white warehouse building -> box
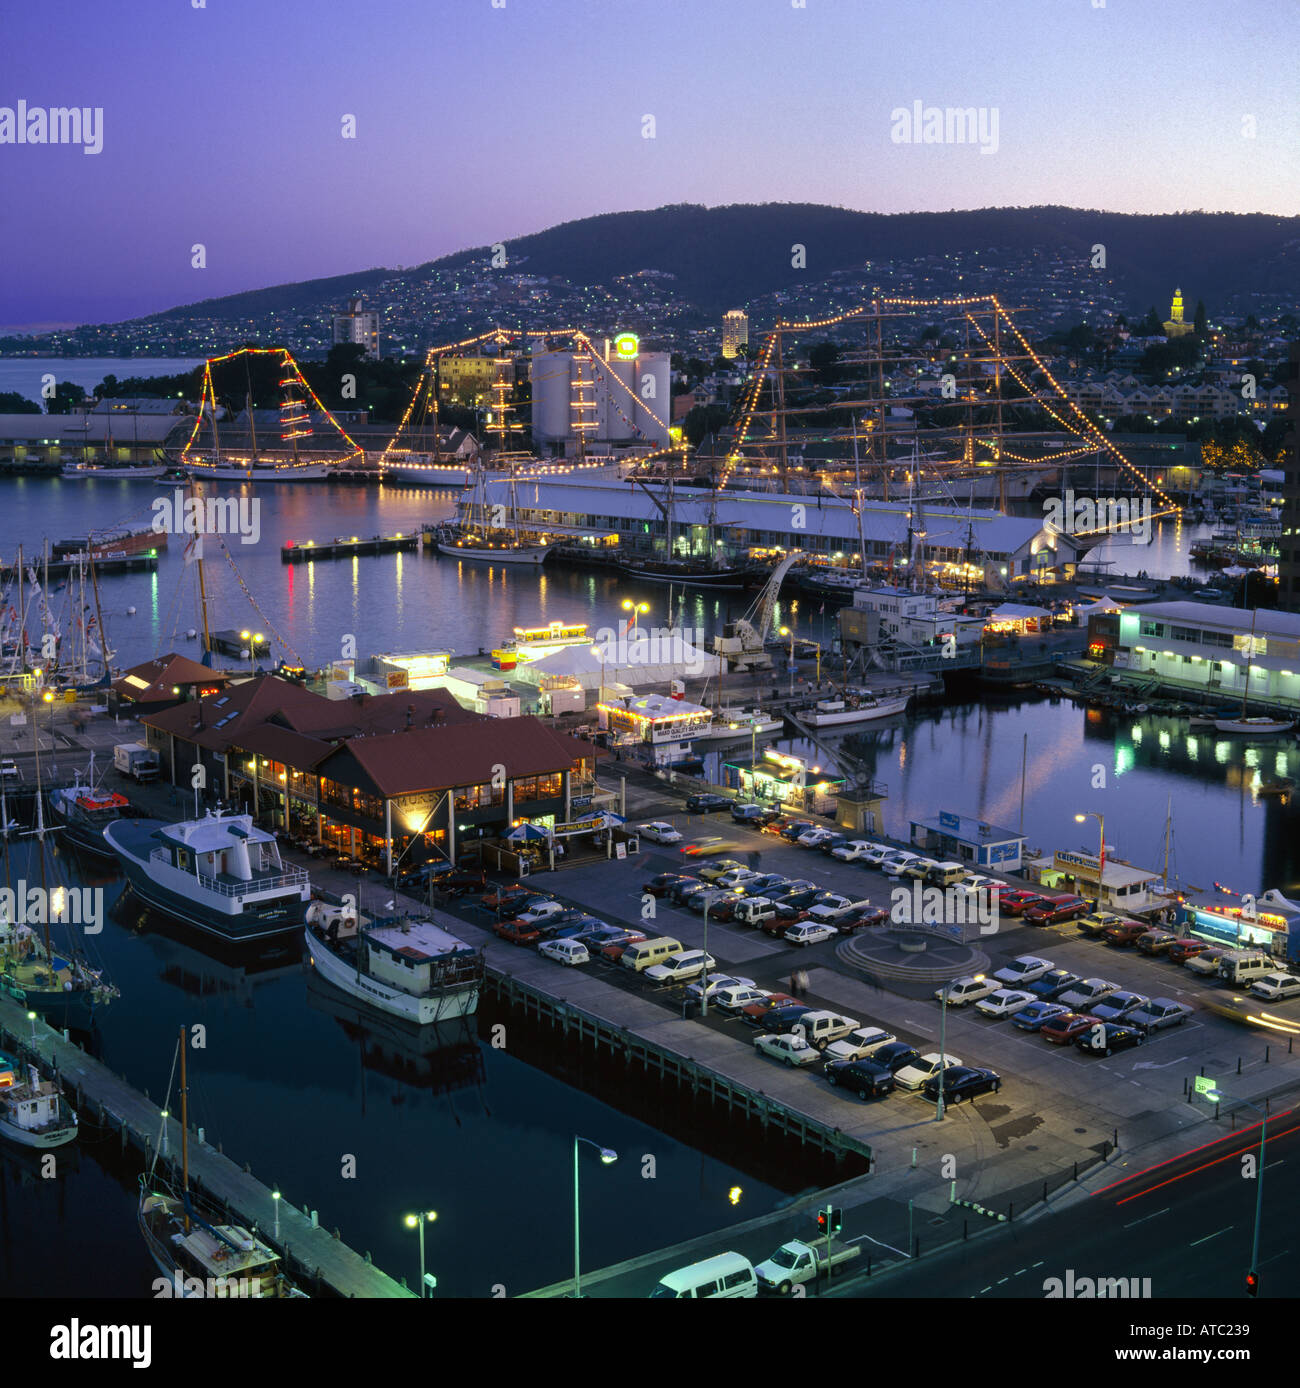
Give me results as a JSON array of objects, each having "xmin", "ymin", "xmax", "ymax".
[{"xmin": 531, "ymin": 346, "xmax": 671, "ymax": 452}]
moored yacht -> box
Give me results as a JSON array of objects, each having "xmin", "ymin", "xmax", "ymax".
[
  {"xmin": 104, "ymin": 810, "xmax": 310, "ymax": 942},
  {"xmin": 0, "ymin": 1053, "xmax": 78, "ymax": 1149},
  {"xmin": 795, "ymin": 689, "xmax": 911, "ymax": 727},
  {"xmin": 305, "ymin": 904, "xmax": 483, "ymax": 1024}
]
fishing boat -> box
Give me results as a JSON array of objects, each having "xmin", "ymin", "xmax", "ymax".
[
  {"xmin": 304, "ymin": 902, "xmax": 483, "ymax": 1024},
  {"xmin": 0, "ymin": 1052, "xmax": 78, "ymax": 1149},
  {"xmin": 52, "ymin": 526, "xmax": 165, "ymax": 560},
  {"xmin": 48, "ymin": 769, "xmax": 129, "ymax": 860},
  {"xmin": 1213, "ymin": 610, "xmax": 1295, "ymax": 735},
  {"xmin": 104, "ymin": 810, "xmax": 310, "ymax": 942},
  {"xmin": 437, "ymin": 468, "xmax": 552, "ymax": 564},
  {"xmin": 691, "ymin": 708, "xmax": 785, "ymax": 743},
  {"xmin": 795, "ymin": 689, "xmax": 911, "ymax": 727},
  {"xmin": 138, "ymin": 1027, "xmax": 305, "ymax": 1297}
]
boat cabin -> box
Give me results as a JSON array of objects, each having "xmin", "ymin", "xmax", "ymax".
[{"xmin": 150, "ymin": 813, "xmax": 303, "ymax": 895}]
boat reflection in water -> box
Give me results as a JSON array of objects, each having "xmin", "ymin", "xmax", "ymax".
[{"xmin": 306, "ymin": 971, "xmax": 485, "ymax": 1098}]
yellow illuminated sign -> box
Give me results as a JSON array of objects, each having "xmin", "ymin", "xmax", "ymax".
[{"xmin": 613, "ymin": 333, "xmax": 639, "ymax": 359}]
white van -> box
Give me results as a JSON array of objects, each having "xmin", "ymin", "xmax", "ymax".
[
  {"xmin": 621, "ymin": 936, "xmax": 683, "ymax": 973},
  {"xmin": 790, "ymin": 1010, "xmax": 859, "ymax": 1049},
  {"xmin": 1217, "ymin": 950, "xmax": 1273, "ymax": 985},
  {"xmin": 649, "ymin": 1251, "xmax": 757, "ymax": 1299}
]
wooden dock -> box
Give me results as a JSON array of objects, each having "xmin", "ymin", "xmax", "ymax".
[
  {"xmin": 281, "ymin": 533, "xmax": 421, "ymax": 563},
  {"xmin": 0, "ymin": 994, "xmax": 412, "ymax": 1298}
]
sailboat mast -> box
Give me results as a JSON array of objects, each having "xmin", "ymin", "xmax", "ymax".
[
  {"xmin": 1241, "ymin": 610, "xmax": 1257, "ymax": 717},
  {"xmin": 179, "ymin": 1025, "xmax": 190, "ymax": 1232},
  {"xmin": 1162, "ymin": 794, "xmax": 1171, "ymax": 892},
  {"xmin": 31, "ymin": 707, "xmax": 54, "ymax": 975},
  {"xmin": 88, "ymin": 551, "xmax": 110, "ymax": 675},
  {"xmin": 15, "ymin": 544, "xmax": 24, "ymax": 674}
]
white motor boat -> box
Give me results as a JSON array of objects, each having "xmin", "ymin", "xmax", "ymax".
[{"xmin": 0, "ymin": 1054, "xmax": 77, "ymax": 1149}]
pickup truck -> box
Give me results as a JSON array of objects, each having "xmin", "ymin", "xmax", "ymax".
[{"xmin": 754, "ymin": 1239, "xmax": 861, "ymax": 1294}]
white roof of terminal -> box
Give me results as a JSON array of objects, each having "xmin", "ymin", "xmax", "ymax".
[
  {"xmin": 487, "ymin": 478, "xmax": 1052, "ymax": 555},
  {"xmin": 1125, "ymin": 602, "xmax": 1300, "ymax": 639}
]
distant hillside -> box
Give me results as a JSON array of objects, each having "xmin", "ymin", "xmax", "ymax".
[{"xmin": 141, "ymin": 203, "xmax": 1300, "ymax": 325}]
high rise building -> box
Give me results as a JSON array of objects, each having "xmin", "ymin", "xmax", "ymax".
[
  {"xmin": 1277, "ymin": 342, "xmax": 1300, "ymax": 610},
  {"xmin": 722, "ymin": 309, "xmax": 749, "ymax": 359},
  {"xmin": 331, "ymin": 297, "xmax": 381, "ymax": 359}
]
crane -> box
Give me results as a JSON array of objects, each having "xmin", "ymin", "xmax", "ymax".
[{"xmin": 712, "ymin": 552, "xmax": 802, "ymax": 670}]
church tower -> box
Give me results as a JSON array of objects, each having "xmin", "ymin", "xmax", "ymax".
[{"xmin": 1164, "ymin": 288, "xmax": 1194, "ymax": 338}]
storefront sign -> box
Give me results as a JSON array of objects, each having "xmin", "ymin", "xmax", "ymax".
[{"xmin": 1054, "ymin": 850, "xmax": 1100, "ymax": 878}]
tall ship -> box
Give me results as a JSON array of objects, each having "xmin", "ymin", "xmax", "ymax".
[
  {"xmin": 104, "ymin": 810, "xmax": 310, "ymax": 942},
  {"xmin": 0, "ymin": 1053, "xmax": 78, "ymax": 1150},
  {"xmin": 794, "ymin": 689, "xmax": 911, "ymax": 728},
  {"xmin": 61, "ymin": 461, "xmax": 166, "ymax": 480},
  {"xmin": 53, "ymin": 526, "xmax": 166, "ymax": 561},
  {"xmin": 305, "ymin": 903, "xmax": 483, "ymax": 1024},
  {"xmin": 438, "ymin": 467, "xmax": 552, "ymax": 564}
]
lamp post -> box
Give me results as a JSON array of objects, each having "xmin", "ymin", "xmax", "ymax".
[
  {"xmin": 936, "ymin": 975, "xmax": 982, "ymax": 1121},
  {"xmin": 26, "ymin": 1009, "xmax": 36, "ymax": 1044},
  {"xmin": 621, "ymin": 599, "xmax": 649, "ymax": 642},
  {"xmin": 403, "ymin": 1209, "xmax": 438, "ymax": 1297},
  {"xmin": 572, "ymin": 1136, "xmax": 618, "ymax": 1297},
  {"xmin": 779, "ymin": 626, "xmax": 796, "ymax": 696},
  {"xmin": 1206, "ymin": 1090, "xmax": 1267, "ymax": 1297},
  {"xmin": 1074, "ymin": 811, "xmax": 1105, "ymax": 907},
  {"xmin": 271, "ymin": 1188, "xmax": 281, "ymax": 1239},
  {"xmin": 701, "ymin": 899, "xmax": 710, "ymax": 1018}
]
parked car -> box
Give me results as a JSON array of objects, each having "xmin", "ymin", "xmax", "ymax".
[
  {"xmin": 975, "ymin": 988, "xmax": 1036, "ymax": 1019},
  {"xmin": 779, "ymin": 820, "xmax": 818, "ymax": 842},
  {"xmin": 420, "ymin": 863, "xmax": 487, "ymax": 896},
  {"xmin": 857, "ymin": 843, "xmax": 895, "ymax": 867},
  {"xmin": 574, "ymin": 924, "xmax": 635, "ymax": 950},
  {"xmin": 817, "ymin": 834, "xmax": 852, "ymax": 856},
  {"xmin": 997, "ymin": 889, "xmax": 1052, "ymax": 918},
  {"xmin": 1136, "ymin": 929, "xmax": 1178, "ymax": 956},
  {"xmin": 895, "ymin": 1052, "xmax": 962, "ymax": 1091},
  {"xmin": 1040, "ymin": 1012, "xmax": 1102, "ymax": 1044},
  {"xmin": 740, "ymin": 993, "xmax": 802, "ymax": 1023},
  {"xmin": 1010, "ymin": 1001, "xmax": 1072, "ymax": 1032},
  {"xmin": 754, "ymin": 1033, "xmax": 820, "ymax": 1067},
  {"xmin": 878, "ymin": 851, "xmax": 923, "ymax": 877},
  {"xmin": 1167, "ymin": 937, "xmax": 1211, "ymax": 964},
  {"xmin": 762, "ymin": 817, "xmax": 799, "ymax": 837},
  {"xmin": 667, "ymin": 876, "xmax": 705, "ymax": 905},
  {"xmin": 685, "ymin": 972, "xmax": 757, "ymax": 1003},
  {"xmin": 921, "ymin": 1066, "xmax": 1001, "ymax": 1104},
  {"xmin": 730, "ymin": 803, "xmax": 768, "ymax": 825},
  {"xmin": 513, "ymin": 899, "xmax": 566, "ymax": 926},
  {"xmin": 803, "ymin": 894, "xmax": 873, "ymax": 924},
  {"xmin": 836, "ymin": 908, "xmax": 890, "ymax": 933},
  {"xmin": 1074, "ymin": 1022, "xmax": 1145, "ymax": 1056},
  {"xmin": 898, "ymin": 856, "xmax": 940, "ymax": 881},
  {"xmin": 685, "ymin": 793, "xmax": 731, "ymax": 813},
  {"xmin": 796, "ymin": 828, "xmax": 837, "ymax": 849},
  {"xmin": 1127, "ymin": 997, "xmax": 1194, "ymax": 1032},
  {"xmin": 643, "ymin": 872, "xmax": 689, "ymax": 897},
  {"xmin": 537, "ymin": 939, "xmax": 589, "ymax": 966},
  {"xmin": 1027, "ymin": 969, "xmax": 1082, "ymax": 1001},
  {"xmin": 785, "ymin": 921, "xmax": 840, "ymax": 947},
  {"xmin": 711, "ymin": 984, "xmax": 773, "ymax": 1013},
  {"xmin": 493, "ymin": 918, "xmax": 545, "ymax": 945},
  {"xmin": 681, "ymin": 838, "xmax": 740, "ymax": 858},
  {"xmin": 1184, "ymin": 947, "xmax": 1228, "ymax": 977},
  {"xmin": 598, "ymin": 929, "xmax": 648, "ymax": 962},
  {"xmin": 1091, "ymin": 990, "xmax": 1149, "ymax": 1022},
  {"xmin": 934, "ymin": 976, "xmax": 999, "ymax": 1007},
  {"xmin": 1057, "ymin": 978, "xmax": 1120, "ymax": 1010},
  {"xmin": 1075, "ymin": 910, "xmax": 1129, "ymax": 939},
  {"xmin": 745, "ymin": 873, "xmax": 791, "ymax": 897},
  {"xmin": 696, "ymin": 858, "xmax": 745, "ymax": 881},
  {"xmin": 481, "ymin": 883, "xmax": 549, "ymax": 911},
  {"xmin": 713, "ymin": 867, "xmax": 765, "ymax": 892},
  {"xmin": 831, "ymin": 840, "xmax": 880, "ymax": 863},
  {"xmin": 754, "ymin": 1004, "xmax": 813, "ymax": 1034},
  {"xmin": 0, "ymin": 758, "xmax": 18, "ymax": 781},
  {"xmin": 823, "ymin": 1058, "xmax": 896, "ymax": 1099},
  {"xmin": 955, "ymin": 873, "xmax": 1000, "ymax": 895},
  {"xmin": 683, "ymin": 887, "xmax": 743, "ymax": 919},
  {"xmin": 992, "ymin": 955, "xmax": 1054, "ymax": 987},
  {"xmin": 644, "ymin": 950, "xmax": 716, "ymax": 985},
  {"xmin": 1022, "ymin": 894, "xmax": 1089, "ymax": 926},
  {"xmin": 1250, "ymin": 972, "xmax": 1300, "ymax": 1001},
  {"xmin": 638, "ymin": 821, "xmax": 683, "ymax": 844},
  {"xmin": 1102, "ymin": 920, "xmax": 1149, "ymax": 947},
  {"xmin": 822, "ymin": 1026, "xmax": 897, "ymax": 1063},
  {"xmin": 769, "ymin": 888, "xmax": 821, "ymax": 919},
  {"xmin": 540, "ymin": 914, "xmax": 605, "ymax": 941},
  {"xmin": 869, "ymin": 1041, "xmax": 923, "ymax": 1075}
]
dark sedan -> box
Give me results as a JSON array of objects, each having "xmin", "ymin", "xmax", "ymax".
[
  {"xmin": 779, "ymin": 821, "xmax": 818, "ymax": 842},
  {"xmin": 1073, "ymin": 1022, "xmax": 1145, "ymax": 1056},
  {"xmin": 922, "ymin": 1066, "xmax": 1002, "ymax": 1103},
  {"xmin": 754, "ymin": 1004, "xmax": 812, "ymax": 1034},
  {"xmin": 666, "ymin": 876, "xmax": 705, "ymax": 905},
  {"xmin": 1091, "ymin": 990, "xmax": 1148, "ymax": 1022},
  {"xmin": 1010, "ymin": 1001, "xmax": 1071, "ymax": 1032},
  {"xmin": 642, "ymin": 873, "xmax": 689, "ymax": 898},
  {"xmin": 868, "ymin": 1041, "xmax": 923, "ymax": 1074},
  {"xmin": 823, "ymin": 1058, "xmax": 895, "ymax": 1099},
  {"xmin": 1027, "ymin": 969, "xmax": 1082, "ymax": 1001}
]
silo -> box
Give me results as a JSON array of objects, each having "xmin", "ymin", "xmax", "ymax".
[{"xmin": 529, "ymin": 350, "xmax": 575, "ymax": 445}]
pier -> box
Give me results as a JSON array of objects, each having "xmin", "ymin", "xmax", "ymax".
[
  {"xmin": 281, "ymin": 533, "xmax": 421, "ymax": 563},
  {"xmin": 0, "ymin": 994, "xmax": 412, "ymax": 1298}
]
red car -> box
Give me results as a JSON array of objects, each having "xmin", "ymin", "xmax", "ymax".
[
  {"xmin": 598, "ymin": 930, "xmax": 647, "ymax": 962},
  {"xmin": 837, "ymin": 908, "xmax": 890, "ymax": 934},
  {"xmin": 998, "ymin": 890, "xmax": 1052, "ymax": 918},
  {"xmin": 1102, "ymin": 920, "xmax": 1148, "ymax": 947},
  {"xmin": 762, "ymin": 818, "xmax": 798, "ymax": 837},
  {"xmin": 760, "ymin": 915, "xmax": 795, "ymax": 937},
  {"xmin": 740, "ymin": 992, "xmax": 802, "ymax": 1023},
  {"xmin": 1167, "ymin": 938, "xmax": 1209, "ymax": 964},
  {"xmin": 1040, "ymin": 1011, "xmax": 1102, "ymax": 1044},
  {"xmin": 1022, "ymin": 894, "xmax": 1089, "ymax": 926},
  {"xmin": 493, "ymin": 918, "xmax": 544, "ymax": 945},
  {"xmin": 482, "ymin": 883, "xmax": 551, "ymax": 911}
]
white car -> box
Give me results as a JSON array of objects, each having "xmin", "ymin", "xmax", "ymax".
[
  {"xmin": 895, "ymin": 1052, "xmax": 962, "ymax": 1091},
  {"xmin": 956, "ymin": 874, "xmax": 999, "ymax": 895},
  {"xmin": 822, "ymin": 1026, "xmax": 897, "ymax": 1063},
  {"xmin": 1058, "ymin": 977, "xmax": 1120, "ymax": 1010},
  {"xmin": 975, "ymin": 988, "xmax": 1036, "ymax": 1019},
  {"xmin": 993, "ymin": 955, "xmax": 1054, "ymax": 987},
  {"xmin": 644, "ymin": 950, "xmax": 716, "ymax": 985},
  {"xmin": 754, "ymin": 1033, "xmax": 820, "ymax": 1067},
  {"xmin": 712, "ymin": 984, "xmax": 772, "ymax": 1012},
  {"xmin": 804, "ymin": 895, "xmax": 873, "ymax": 924},
  {"xmin": 514, "ymin": 900, "xmax": 566, "ymax": 925},
  {"xmin": 796, "ymin": 828, "xmax": 836, "ymax": 848},
  {"xmin": 898, "ymin": 856, "xmax": 939, "ymax": 880},
  {"xmin": 537, "ymin": 938, "xmax": 589, "ymax": 966},
  {"xmin": 880, "ymin": 852, "xmax": 922, "ymax": 877},
  {"xmin": 934, "ymin": 976, "xmax": 999, "ymax": 1007},
  {"xmin": 685, "ymin": 972, "xmax": 757, "ymax": 1002},
  {"xmin": 0, "ymin": 759, "xmax": 17, "ymax": 780},
  {"xmin": 638, "ymin": 821, "xmax": 683, "ymax": 844},
  {"xmin": 858, "ymin": 843, "xmax": 894, "ymax": 867},
  {"xmin": 1250, "ymin": 971, "xmax": 1300, "ymax": 1001},
  {"xmin": 785, "ymin": 921, "xmax": 839, "ymax": 947},
  {"xmin": 714, "ymin": 867, "xmax": 765, "ymax": 891},
  {"xmin": 831, "ymin": 840, "xmax": 877, "ymax": 862}
]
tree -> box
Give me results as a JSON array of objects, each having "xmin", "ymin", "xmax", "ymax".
[
  {"xmin": 1193, "ymin": 299, "xmax": 1208, "ymax": 338},
  {"xmin": 682, "ymin": 402, "xmax": 730, "ymax": 447},
  {"xmin": 44, "ymin": 381, "xmax": 86, "ymax": 414},
  {"xmin": 0, "ymin": 391, "xmax": 41, "ymax": 414},
  {"xmin": 1136, "ymin": 306, "xmax": 1164, "ymax": 337},
  {"xmin": 808, "ymin": 341, "xmax": 841, "ymax": 386}
]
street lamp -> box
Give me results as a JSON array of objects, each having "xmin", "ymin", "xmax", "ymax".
[
  {"xmin": 573, "ymin": 1136, "xmax": 618, "ymax": 1298},
  {"xmin": 1205, "ymin": 1090, "xmax": 1267, "ymax": 1297},
  {"xmin": 1074, "ymin": 811, "xmax": 1106, "ymax": 906},
  {"xmin": 26, "ymin": 1009, "xmax": 36, "ymax": 1044},
  {"xmin": 621, "ymin": 599, "xmax": 650, "ymax": 642},
  {"xmin": 936, "ymin": 976, "xmax": 983, "ymax": 1121},
  {"xmin": 403, "ymin": 1210, "xmax": 438, "ymax": 1297},
  {"xmin": 271, "ymin": 1188, "xmax": 281, "ymax": 1239},
  {"xmin": 779, "ymin": 626, "xmax": 796, "ymax": 696}
]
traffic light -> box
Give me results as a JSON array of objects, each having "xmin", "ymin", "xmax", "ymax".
[
  {"xmin": 1246, "ymin": 1270, "xmax": 1259, "ymax": 1298},
  {"xmin": 816, "ymin": 1210, "xmax": 828, "ymax": 1233},
  {"xmin": 829, "ymin": 1207, "xmax": 843, "ymax": 1235}
]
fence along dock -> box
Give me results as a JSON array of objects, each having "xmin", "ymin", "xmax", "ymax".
[{"xmin": 0, "ymin": 993, "xmax": 413, "ymax": 1298}]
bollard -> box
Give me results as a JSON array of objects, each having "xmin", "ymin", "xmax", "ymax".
[
  {"xmin": 1183, "ymin": 1076, "xmax": 1188, "ymax": 1095},
  {"xmin": 198, "ymin": 1126, "xmax": 204, "ymax": 1145},
  {"xmin": 1073, "ymin": 1161, "xmax": 1078, "ymax": 1181},
  {"xmin": 1008, "ymin": 1202, "xmax": 1014, "ymax": 1221},
  {"xmin": 311, "ymin": 1210, "xmax": 318, "ymax": 1229},
  {"xmin": 1265, "ymin": 1046, "xmax": 1271, "ymax": 1064},
  {"xmin": 1113, "ymin": 1127, "xmax": 1118, "ymax": 1150},
  {"xmin": 911, "ymin": 1147, "xmax": 917, "ymax": 1169},
  {"xmin": 913, "ymin": 1236, "xmax": 920, "ymax": 1259},
  {"xmin": 1043, "ymin": 1181, "xmax": 1048, "ymax": 1202},
  {"xmin": 1214, "ymin": 1101, "xmax": 1220, "ymax": 1121},
  {"xmin": 963, "ymin": 1220, "xmax": 968, "ymax": 1241},
  {"xmin": 1237, "ymin": 1057, "xmax": 1241, "ymax": 1075}
]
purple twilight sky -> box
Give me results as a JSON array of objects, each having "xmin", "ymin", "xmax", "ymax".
[{"xmin": 1, "ymin": 0, "xmax": 1295, "ymax": 328}]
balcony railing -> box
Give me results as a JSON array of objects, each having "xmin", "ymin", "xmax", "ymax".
[{"xmin": 149, "ymin": 848, "xmax": 307, "ymax": 897}]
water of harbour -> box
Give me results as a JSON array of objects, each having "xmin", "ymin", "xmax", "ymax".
[{"xmin": 0, "ymin": 358, "xmax": 206, "ymax": 405}]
